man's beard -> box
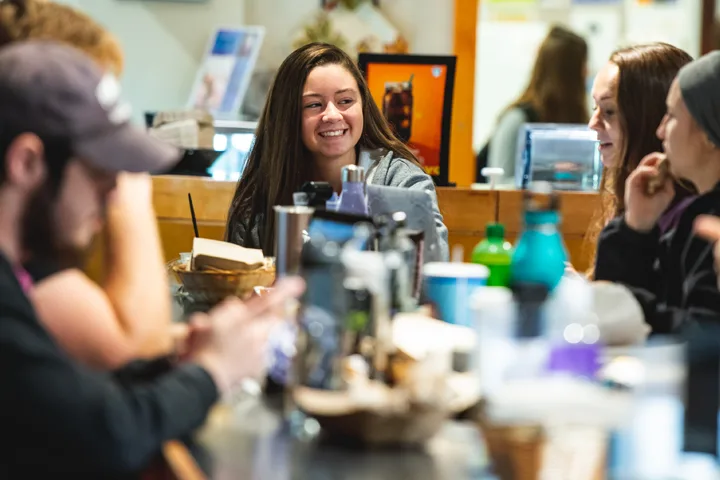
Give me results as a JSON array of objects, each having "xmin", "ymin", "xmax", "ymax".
[{"xmin": 21, "ymin": 181, "xmax": 88, "ymax": 272}]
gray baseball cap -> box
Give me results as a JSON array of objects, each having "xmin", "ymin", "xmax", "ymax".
[{"xmin": 0, "ymin": 40, "xmax": 180, "ymax": 173}]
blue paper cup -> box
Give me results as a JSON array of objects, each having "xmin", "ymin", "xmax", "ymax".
[{"xmin": 423, "ymin": 262, "xmax": 489, "ymax": 327}]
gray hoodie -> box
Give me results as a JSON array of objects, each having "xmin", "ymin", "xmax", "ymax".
[{"xmin": 228, "ymin": 149, "xmax": 449, "ymax": 260}]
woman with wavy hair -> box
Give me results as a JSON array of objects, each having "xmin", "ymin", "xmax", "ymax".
[
  {"xmin": 582, "ymin": 43, "xmax": 695, "ymax": 277},
  {"xmin": 225, "ymin": 42, "xmax": 449, "ymax": 259}
]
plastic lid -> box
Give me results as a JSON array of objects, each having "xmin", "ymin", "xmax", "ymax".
[
  {"xmin": 486, "ymin": 223, "xmax": 505, "ymax": 239},
  {"xmin": 423, "ymin": 262, "xmax": 489, "ymax": 279},
  {"xmin": 481, "ymin": 167, "xmax": 505, "ymax": 190},
  {"xmin": 392, "ymin": 211, "xmax": 408, "ymax": 227},
  {"xmin": 481, "ymin": 167, "xmax": 505, "ymax": 179}
]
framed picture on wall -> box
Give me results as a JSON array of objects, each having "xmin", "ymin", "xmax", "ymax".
[
  {"xmin": 358, "ymin": 53, "xmax": 457, "ymax": 187},
  {"xmin": 187, "ymin": 26, "xmax": 265, "ymax": 118}
]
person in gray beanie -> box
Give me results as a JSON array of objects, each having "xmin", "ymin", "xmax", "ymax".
[
  {"xmin": 677, "ymin": 50, "xmax": 720, "ymax": 151},
  {"xmin": 594, "ymin": 48, "xmax": 720, "ymax": 332}
]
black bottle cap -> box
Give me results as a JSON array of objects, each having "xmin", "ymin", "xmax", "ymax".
[
  {"xmin": 511, "ymin": 282, "xmax": 549, "ymax": 338},
  {"xmin": 511, "ymin": 282, "xmax": 549, "ymax": 304},
  {"xmin": 299, "ymin": 181, "xmax": 334, "ymax": 207}
]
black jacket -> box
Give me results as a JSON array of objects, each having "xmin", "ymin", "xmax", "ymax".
[
  {"xmin": 595, "ymin": 183, "xmax": 720, "ymax": 455},
  {"xmin": 595, "ymin": 184, "xmax": 720, "ymax": 333},
  {"xmin": 0, "ymin": 254, "xmax": 218, "ymax": 478}
]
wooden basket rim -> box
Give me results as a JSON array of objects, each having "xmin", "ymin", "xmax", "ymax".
[{"xmin": 172, "ymin": 263, "xmax": 275, "ymax": 277}]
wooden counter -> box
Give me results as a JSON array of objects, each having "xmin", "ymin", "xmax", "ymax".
[{"xmin": 84, "ymin": 176, "xmax": 601, "ymax": 282}]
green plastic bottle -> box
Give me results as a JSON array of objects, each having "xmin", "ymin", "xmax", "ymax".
[{"xmin": 471, "ymin": 223, "xmax": 513, "ymax": 287}]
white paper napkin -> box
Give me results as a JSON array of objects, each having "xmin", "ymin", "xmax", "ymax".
[{"xmin": 591, "ymin": 281, "xmax": 650, "ymax": 346}]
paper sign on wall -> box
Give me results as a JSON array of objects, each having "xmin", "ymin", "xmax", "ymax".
[{"xmin": 473, "ymin": 21, "xmax": 550, "ymax": 150}]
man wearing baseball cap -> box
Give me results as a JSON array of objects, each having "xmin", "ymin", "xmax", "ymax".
[{"xmin": 0, "ymin": 41, "xmax": 303, "ymax": 477}]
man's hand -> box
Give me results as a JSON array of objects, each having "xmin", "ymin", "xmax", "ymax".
[
  {"xmin": 186, "ymin": 277, "xmax": 305, "ymax": 393},
  {"xmin": 108, "ymin": 172, "xmax": 153, "ymax": 211},
  {"xmin": 624, "ymin": 153, "xmax": 675, "ymax": 232}
]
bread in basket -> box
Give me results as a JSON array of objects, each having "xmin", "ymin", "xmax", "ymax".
[{"xmin": 171, "ymin": 238, "xmax": 276, "ymax": 306}]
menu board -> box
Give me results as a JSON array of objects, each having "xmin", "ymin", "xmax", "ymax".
[{"xmin": 359, "ymin": 54, "xmax": 456, "ymax": 186}]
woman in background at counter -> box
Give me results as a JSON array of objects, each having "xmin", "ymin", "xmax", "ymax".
[
  {"xmin": 225, "ymin": 42, "xmax": 448, "ymax": 259},
  {"xmin": 0, "ymin": 0, "xmax": 174, "ymax": 369},
  {"xmin": 594, "ymin": 51, "xmax": 720, "ymax": 333},
  {"xmin": 475, "ymin": 25, "xmax": 588, "ymax": 184},
  {"xmin": 582, "ymin": 43, "xmax": 694, "ymax": 277}
]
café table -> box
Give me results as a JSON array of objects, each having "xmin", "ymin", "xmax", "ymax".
[{"xmin": 190, "ymin": 395, "xmax": 492, "ymax": 480}]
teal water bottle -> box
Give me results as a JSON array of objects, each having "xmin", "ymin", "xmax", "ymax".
[{"xmin": 510, "ymin": 182, "xmax": 567, "ymax": 292}]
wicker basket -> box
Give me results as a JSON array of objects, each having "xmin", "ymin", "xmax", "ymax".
[
  {"xmin": 476, "ymin": 412, "xmax": 607, "ymax": 480},
  {"xmin": 477, "ymin": 417, "xmax": 544, "ymax": 480},
  {"xmin": 172, "ymin": 258, "xmax": 276, "ymax": 306},
  {"xmin": 312, "ymin": 405, "xmax": 449, "ymax": 447},
  {"xmin": 292, "ymin": 373, "xmax": 480, "ymax": 447}
]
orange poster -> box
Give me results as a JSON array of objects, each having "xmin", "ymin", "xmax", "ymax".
[{"xmin": 359, "ymin": 54, "xmax": 456, "ymax": 185}]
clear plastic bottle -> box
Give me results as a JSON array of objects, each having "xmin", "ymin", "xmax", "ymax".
[{"xmin": 380, "ymin": 212, "xmax": 417, "ymax": 314}]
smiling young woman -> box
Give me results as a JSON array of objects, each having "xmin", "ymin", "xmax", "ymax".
[
  {"xmin": 582, "ymin": 43, "xmax": 695, "ymax": 276},
  {"xmin": 225, "ymin": 42, "xmax": 449, "ymax": 260},
  {"xmin": 300, "ymin": 64, "xmax": 365, "ymax": 192}
]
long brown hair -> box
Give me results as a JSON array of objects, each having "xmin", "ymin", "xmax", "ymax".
[
  {"xmin": 583, "ymin": 43, "xmax": 693, "ymax": 273},
  {"xmin": 509, "ymin": 25, "xmax": 588, "ymax": 123},
  {"xmin": 225, "ymin": 42, "xmax": 419, "ymax": 254}
]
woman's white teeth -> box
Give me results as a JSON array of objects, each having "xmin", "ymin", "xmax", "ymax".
[{"xmin": 320, "ymin": 130, "xmax": 344, "ymax": 137}]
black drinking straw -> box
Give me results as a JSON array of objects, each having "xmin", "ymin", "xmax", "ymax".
[{"xmin": 188, "ymin": 193, "xmax": 199, "ymax": 238}]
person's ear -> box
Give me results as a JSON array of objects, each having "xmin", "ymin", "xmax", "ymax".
[
  {"xmin": 5, "ymin": 133, "xmax": 46, "ymax": 190},
  {"xmin": 700, "ymin": 132, "xmax": 719, "ymax": 153}
]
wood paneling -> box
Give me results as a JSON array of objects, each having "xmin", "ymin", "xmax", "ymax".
[
  {"xmin": 151, "ymin": 175, "xmax": 232, "ymax": 264},
  {"xmin": 157, "ymin": 221, "xmax": 226, "ymax": 262},
  {"xmin": 701, "ymin": 0, "xmax": 716, "ymax": 54},
  {"xmin": 496, "ymin": 190, "xmax": 601, "ymax": 235},
  {"xmin": 84, "ymin": 176, "xmax": 233, "ymax": 284},
  {"xmin": 154, "ymin": 175, "xmax": 235, "ymax": 222},
  {"xmin": 84, "ymin": 176, "xmax": 600, "ymax": 282},
  {"xmin": 437, "ymin": 188, "xmax": 496, "ymax": 233},
  {"xmin": 450, "ymin": 0, "xmax": 479, "ymax": 187},
  {"xmin": 496, "ymin": 191, "xmax": 600, "ymax": 272}
]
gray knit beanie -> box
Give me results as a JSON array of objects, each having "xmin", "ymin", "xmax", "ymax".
[{"xmin": 678, "ymin": 50, "xmax": 720, "ymax": 148}]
